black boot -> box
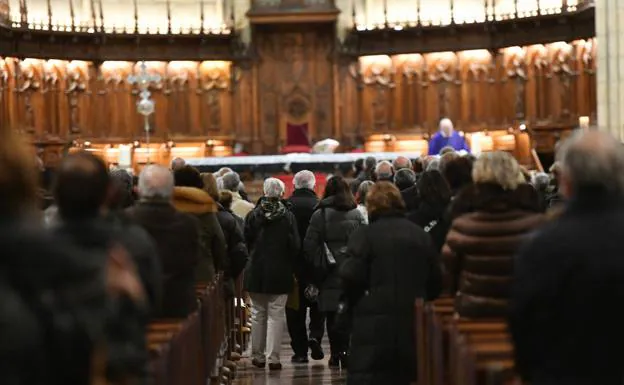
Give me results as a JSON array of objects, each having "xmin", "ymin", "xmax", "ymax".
[
  {"xmin": 339, "ymin": 351, "xmax": 349, "ymax": 369},
  {"xmin": 328, "ymin": 354, "xmax": 340, "ymax": 369}
]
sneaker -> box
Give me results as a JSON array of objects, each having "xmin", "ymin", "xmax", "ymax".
[
  {"xmin": 308, "ymin": 339, "xmax": 325, "ymax": 361},
  {"xmin": 268, "ymin": 363, "xmax": 283, "ymax": 371},
  {"xmin": 251, "ymin": 359, "xmax": 266, "ymax": 369},
  {"xmin": 291, "ymin": 355, "xmax": 309, "ymax": 364}
]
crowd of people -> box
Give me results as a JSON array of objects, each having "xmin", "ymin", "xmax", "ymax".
[{"xmin": 3, "ymin": 126, "xmax": 624, "ymax": 385}]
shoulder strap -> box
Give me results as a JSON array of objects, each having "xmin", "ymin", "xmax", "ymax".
[{"xmin": 320, "ymin": 208, "xmax": 327, "ymax": 242}]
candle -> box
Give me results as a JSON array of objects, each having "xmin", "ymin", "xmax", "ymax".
[{"xmin": 579, "ymin": 116, "xmax": 589, "ymax": 130}]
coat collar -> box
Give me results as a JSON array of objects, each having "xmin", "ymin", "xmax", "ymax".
[
  {"xmin": 369, "ymin": 209, "xmax": 406, "ymax": 223},
  {"xmin": 292, "ymin": 188, "xmax": 317, "ymax": 199},
  {"xmin": 172, "ymin": 186, "xmax": 217, "ymax": 215}
]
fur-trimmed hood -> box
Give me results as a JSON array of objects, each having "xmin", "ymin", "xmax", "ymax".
[{"xmin": 172, "ymin": 187, "xmax": 218, "ymax": 215}]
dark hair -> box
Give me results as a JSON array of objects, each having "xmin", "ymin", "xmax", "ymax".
[
  {"xmin": 412, "ymin": 158, "xmax": 424, "ymax": 174},
  {"xmin": 323, "ymin": 176, "xmax": 356, "ymax": 209},
  {"xmin": 219, "ymin": 190, "xmax": 234, "ymax": 210},
  {"xmin": 367, "ymin": 181, "xmax": 406, "ymax": 216},
  {"xmin": 442, "ymin": 156, "xmax": 473, "ymax": 193},
  {"xmin": 54, "ymin": 151, "xmax": 110, "ymax": 220},
  {"xmin": 354, "ymin": 158, "xmax": 364, "ymax": 175},
  {"xmin": 364, "ymin": 156, "xmax": 377, "ymax": 172},
  {"xmin": 174, "ymin": 165, "xmax": 203, "ymax": 189},
  {"xmin": 394, "ymin": 168, "xmax": 416, "ymax": 191},
  {"xmin": 109, "ymin": 169, "xmax": 134, "ymax": 210},
  {"xmin": 418, "ymin": 170, "xmax": 452, "ymax": 208}
]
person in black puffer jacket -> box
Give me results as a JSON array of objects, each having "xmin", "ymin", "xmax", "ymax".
[
  {"xmin": 304, "ymin": 175, "xmax": 365, "ymax": 369},
  {"xmin": 340, "ymin": 182, "xmax": 443, "ymax": 385},
  {"xmin": 407, "ymin": 170, "xmax": 452, "ymax": 252},
  {"xmin": 244, "ymin": 178, "xmax": 300, "ymax": 370}
]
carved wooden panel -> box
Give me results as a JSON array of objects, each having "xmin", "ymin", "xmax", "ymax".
[
  {"xmin": 254, "ymin": 24, "xmax": 335, "ymax": 151},
  {"xmin": 352, "ymin": 39, "xmax": 597, "ymax": 147},
  {"xmin": 0, "ymin": 57, "xmax": 234, "ymax": 143}
]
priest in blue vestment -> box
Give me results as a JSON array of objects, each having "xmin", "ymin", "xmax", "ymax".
[{"xmin": 428, "ymin": 118, "xmax": 470, "ymax": 155}]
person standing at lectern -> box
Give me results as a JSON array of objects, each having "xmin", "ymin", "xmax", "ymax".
[{"xmin": 428, "ymin": 118, "xmax": 470, "ymax": 155}]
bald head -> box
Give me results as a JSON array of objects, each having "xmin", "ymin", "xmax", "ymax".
[
  {"xmin": 439, "ymin": 118, "xmax": 454, "ymax": 136},
  {"xmin": 139, "ymin": 165, "xmax": 174, "ymax": 201},
  {"xmin": 171, "ymin": 157, "xmax": 186, "ymax": 171},
  {"xmin": 392, "ymin": 156, "xmax": 412, "ymax": 171},
  {"xmin": 558, "ymin": 130, "xmax": 624, "ymax": 198}
]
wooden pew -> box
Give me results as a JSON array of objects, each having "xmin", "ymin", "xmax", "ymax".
[
  {"xmin": 420, "ymin": 297, "xmax": 518, "ymax": 385},
  {"xmin": 147, "ymin": 275, "xmax": 234, "ymax": 385}
]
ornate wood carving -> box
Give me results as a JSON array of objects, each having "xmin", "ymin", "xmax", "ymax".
[{"xmin": 254, "ymin": 25, "xmax": 335, "ymax": 151}]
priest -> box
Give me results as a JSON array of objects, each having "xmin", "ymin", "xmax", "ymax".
[{"xmin": 428, "ymin": 118, "xmax": 470, "ymax": 155}]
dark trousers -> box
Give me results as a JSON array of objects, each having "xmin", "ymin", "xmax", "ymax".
[
  {"xmin": 286, "ymin": 294, "xmax": 325, "ymax": 356},
  {"xmin": 325, "ymin": 311, "xmax": 349, "ymax": 356}
]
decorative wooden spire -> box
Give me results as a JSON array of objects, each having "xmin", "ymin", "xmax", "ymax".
[
  {"xmin": 90, "ymin": 0, "xmax": 97, "ymax": 30},
  {"xmin": 47, "ymin": 0, "xmax": 52, "ymax": 29},
  {"xmin": 166, "ymin": 0, "xmax": 172, "ymax": 33},
  {"xmin": 98, "ymin": 0, "xmax": 104, "ymax": 32},
  {"xmin": 351, "ymin": 0, "xmax": 356, "ymax": 28},
  {"xmin": 68, "ymin": 0, "xmax": 75, "ymax": 30},
  {"xmin": 133, "ymin": 0, "xmax": 138, "ymax": 33},
  {"xmin": 383, "ymin": 0, "xmax": 388, "ymax": 27},
  {"xmin": 200, "ymin": 0, "xmax": 205, "ymax": 33}
]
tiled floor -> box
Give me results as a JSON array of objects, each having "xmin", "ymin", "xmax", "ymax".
[{"xmin": 233, "ymin": 342, "xmax": 347, "ymax": 385}]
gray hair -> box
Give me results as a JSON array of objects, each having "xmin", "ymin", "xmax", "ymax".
[
  {"xmin": 171, "ymin": 157, "xmax": 186, "ymax": 171},
  {"xmin": 392, "ymin": 156, "xmax": 412, "ymax": 171},
  {"xmin": 294, "ymin": 170, "xmax": 316, "ymax": 190},
  {"xmin": 217, "ymin": 167, "xmax": 233, "ymax": 177},
  {"xmin": 558, "ymin": 130, "xmax": 624, "ymax": 196},
  {"xmin": 216, "ymin": 177, "xmax": 224, "ymax": 190},
  {"xmin": 264, "ymin": 177, "xmax": 285, "ymax": 198},
  {"xmin": 375, "ymin": 160, "xmax": 394, "ymax": 179},
  {"xmin": 426, "ymin": 158, "xmax": 441, "ymax": 172},
  {"xmin": 532, "ymin": 172, "xmax": 550, "ymax": 191},
  {"xmin": 139, "ymin": 165, "xmax": 174, "ymax": 200},
  {"xmin": 222, "ymin": 171, "xmax": 241, "ymax": 192}
]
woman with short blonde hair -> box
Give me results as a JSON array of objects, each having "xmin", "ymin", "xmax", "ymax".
[
  {"xmin": 471, "ymin": 151, "xmax": 521, "ymax": 191},
  {"xmin": 443, "ymin": 151, "xmax": 544, "ymax": 318}
]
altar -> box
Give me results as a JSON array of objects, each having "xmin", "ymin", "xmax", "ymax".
[{"xmin": 186, "ymin": 151, "xmax": 423, "ymax": 174}]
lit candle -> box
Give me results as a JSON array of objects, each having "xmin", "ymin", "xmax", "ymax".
[{"xmin": 579, "ymin": 116, "xmax": 590, "ymax": 130}]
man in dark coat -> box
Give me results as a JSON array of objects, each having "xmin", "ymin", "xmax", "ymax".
[
  {"xmin": 340, "ymin": 182, "xmax": 442, "ymax": 385},
  {"xmin": 127, "ymin": 164, "xmax": 201, "ymax": 319},
  {"xmin": 510, "ymin": 131, "xmax": 624, "ymax": 385},
  {"xmin": 244, "ymin": 178, "xmax": 300, "ymax": 370},
  {"xmin": 285, "ymin": 170, "xmax": 325, "ymax": 363},
  {"xmin": 51, "ymin": 152, "xmax": 155, "ymax": 384}
]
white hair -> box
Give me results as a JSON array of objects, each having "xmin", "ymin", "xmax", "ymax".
[
  {"xmin": 439, "ymin": 118, "xmax": 454, "ymax": 130},
  {"xmin": 293, "ymin": 170, "xmax": 316, "ymax": 190},
  {"xmin": 375, "ymin": 160, "xmax": 394, "ymax": 178},
  {"xmin": 222, "ymin": 171, "xmax": 241, "ymax": 192},
  {"xmin": 216, "ymin": 177, "xmax": 224, "ymax": 191},
  {"xmin": 139, "ymin": 165, "xmax": 174, "ymax": 200},
  {"xmin": 264, "ymin": 177, "xmax": 285, "ymax": 198}
]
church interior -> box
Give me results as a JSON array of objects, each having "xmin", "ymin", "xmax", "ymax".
[{"xmin": 2, "ymin": 0, "xmax": 620, "ymax": 385}]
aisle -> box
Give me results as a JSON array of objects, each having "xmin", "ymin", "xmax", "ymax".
[{"xmin": 233, "ymin": 341, "xmax": 347, "ymax": 385}]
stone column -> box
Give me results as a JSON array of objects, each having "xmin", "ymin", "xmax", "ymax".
[{"xmin": 596, "ymin": 0, "xmax": 624, "ymax": 141}]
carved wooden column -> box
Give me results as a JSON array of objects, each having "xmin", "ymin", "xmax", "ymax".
[{"xmin": 504, "ymin": 49, "xmax": 527, "ymax": 122}]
